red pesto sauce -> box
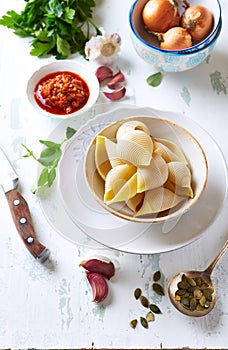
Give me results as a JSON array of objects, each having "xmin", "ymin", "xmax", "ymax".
[{"xmin": 34, "ymin": 71, "xmax": 90, "ymax": 115}]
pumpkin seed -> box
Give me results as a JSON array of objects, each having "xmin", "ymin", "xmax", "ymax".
[
  {"xmin": 193, "ymin": 289, "xmax": 203, "ymax": 299},
  {"xmin": 134, "ymin": 287, "xmax": 142, "ymax": 300},
  {"xmin": 199, "ymin": 295, "xmax": 206, "ymax": 307},
  {"xmin": 178, "ymin": 280, "xmax": 190, "ymax": 290},
  {"xmin": 204, "ymin": 300, "xmax": 211, "ymax": 308},
  {"xmin": 189, "ymin": 297, "xmax": 197, "ymax": 311},
  {"xmin": 129, "ymin": 319, "xmax": 138, "ymax": 329},
  {"xmin": 196, "ymin": 304, "xmax": 205, "ymax": 311},
  {"xmin": 187, "ymin": 277, "xmax": 197, "ymax": 287},
  {"xmin": 146, "ymin": 311, "xmax": 155, "ymax": 322},
  {"xmin": 181, "ymin": 296, "xmax": 190, "ymax": 307},
  {"xmin": 176, "ymin": 289, "xmax": 186, "ymax": 296},
  {"xmin": 195, "ymin": 277, "xmax": 203, "ymax": 286},
  {"xmin": 140, "ymin": 295, "xmax": 149, "ymax": 308},
  {"xmin": 152, "ymin": 283, "xmax": 165, "ymax": 296},
  {"xmin": 149, "ymin": 304, "xmax": 161, "ymax": 314},
  {"xmin": 153, "ymin": 270, "xmax": 161, "ymax": 282},
  {"xmin": 203, "ymin": 288, "xmax": 213, "ymax": 301},
  {"xmin": 140, "ymin": 316, "xmax": 148, "ymax": 329}
]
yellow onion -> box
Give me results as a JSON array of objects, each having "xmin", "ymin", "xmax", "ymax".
[
  {"xmin": 142, "ymin": 0, "xmax": 180, "ymax": 33},
  {"xmin": 159, "ymin": 27, "xmax": 192, "ymax": 50},
  {"xmin": 181, "ymin": 5, "xmax": 213, "ymax": 42}
]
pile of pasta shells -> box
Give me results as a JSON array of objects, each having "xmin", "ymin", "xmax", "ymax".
[{"xmin": 94, "ymin": 119, "xmax": 194, "ymax": 218}]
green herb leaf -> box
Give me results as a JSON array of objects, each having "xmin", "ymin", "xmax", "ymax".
[
  {"xmin": 38, "ymin": 147, "xmax": 62, "ymax": 166},
  {"xmin": 48, "ymin": 167, "xmax": 57, "ymax": 187},
  {"xmin": 66, "ymin": 126, "xmax": 77, "ymax": 140},
  {"xmin": 22, "ymin": 127, "xmax": 77, "ymax": 192},
  {"xmin": 147, "ymin": 72, "xmax": 163, "ymax": 87},
  {"xmin": 38, "ymin": 167, "xmax": 49, "ymax": 187}
]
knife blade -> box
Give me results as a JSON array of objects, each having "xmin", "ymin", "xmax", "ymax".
[{"xmin": 0, "ymin": 147, "xmax": 50, "ymax": 263}]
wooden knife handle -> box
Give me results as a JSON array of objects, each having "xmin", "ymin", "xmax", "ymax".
[{"xmin": 5, "ymin": 188, "xmax": 50, "ymax": 262}]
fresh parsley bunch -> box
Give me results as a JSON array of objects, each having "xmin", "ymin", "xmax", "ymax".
[{"xmin": 0, "ymin": 0, "xmax": 101, "ymax": 59}]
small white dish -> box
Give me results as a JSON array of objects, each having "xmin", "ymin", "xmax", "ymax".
[{"xmin": 26, "ymin": 60, "xmax": 99, "ymax": 119}]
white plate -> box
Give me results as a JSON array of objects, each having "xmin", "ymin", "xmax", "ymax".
[{"xmin": 38, "ymin": 105, "xmax": 227, "ymax": 254}]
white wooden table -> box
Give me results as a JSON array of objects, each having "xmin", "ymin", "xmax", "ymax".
[{"xmin": 0, "ymin": 0, "xmax": 227, "ymax": 348}]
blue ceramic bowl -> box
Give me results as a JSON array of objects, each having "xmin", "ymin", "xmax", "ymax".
[{"xmin": 129, "ymin": 0, "xmax": 222, "ymax": 72}]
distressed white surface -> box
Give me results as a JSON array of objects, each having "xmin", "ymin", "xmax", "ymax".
[{"xmin": 0, "ymin": 0, "xmax": 228, "ymax": 348}]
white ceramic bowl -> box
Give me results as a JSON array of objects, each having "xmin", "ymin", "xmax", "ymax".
[
  {"xmin": 84, "ymin": 116, "xmax": 208, "ymax": 223},
  {"xmin": 129, "ymin": 0, "xmax": 222, "ymax": 72},
  {"xmin": 27, "ymin": 60, "xmax": 99, "ymax": 119}
]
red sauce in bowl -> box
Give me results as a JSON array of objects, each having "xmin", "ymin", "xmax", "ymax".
[{"xmin": 34, "ymin": 71, "xmax": 90, "ymax": 115}]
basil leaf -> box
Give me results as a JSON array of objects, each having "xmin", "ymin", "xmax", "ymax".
[
  {"xmin": 39, "ymin": 140, "xmax": 61, "ymax": 148},
  {"xmin": 66, "ymin": 127, "xmax": 76, "ymax": 140},
  {"xmin": 147, "ymin": 72, "xmax": 163, "ymax": 87},
  {"xmin": 38, "ymin": 147, "xmax": 62, "ymax": 166},
  {"xmin": 38, "ymin": 167, "xmax": 49, "ymax": 186},
  {"xmin": 48, "ymin": 167, "xmax": 56, "ymax": 187}
]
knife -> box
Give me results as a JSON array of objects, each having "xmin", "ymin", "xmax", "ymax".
[{"xmin": 0, "ymin": 147, "xmax": 50, "ymax": 263}]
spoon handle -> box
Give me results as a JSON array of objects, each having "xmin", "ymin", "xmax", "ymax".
[{"xmin": 204, "ymin": 240, "xmax": 228, "ymax": 275}]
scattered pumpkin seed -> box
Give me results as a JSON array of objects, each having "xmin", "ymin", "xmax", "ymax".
[
  {"xmin": 153, "ymin": 270, "xmax": 161, "ymax": 282},
  {"xmin": 140, "ymin": 316, "xmax": 148, "ymax": 329},
  {"xmin": 134, "ymin": 287, "xmax": 142, "ymax": 300},
  {"xmin": 152, "ymin": 283, "xmax": 165, "ymax": 296},
  {"xmin": 140, "ymin": 295, "xmax": 149, "ymax": 308},
  {"xmin": 149, "ymin": 304, "xmax": 161, "ymax": 314},
  {"xmin": 146, "ymin": 311, "xmax": 155, "ymax": 322},
  {"xmin": 129, "ymin": 319, "xmax": 138, "ymax": 329}
]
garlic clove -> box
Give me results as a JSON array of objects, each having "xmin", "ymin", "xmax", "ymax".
[
  {"xmin": 107, "ymin": 70, "xmax": 125, "ymax": 90},
  {"xmin": 86, "ymin": 272, "xmax": 108, "ymax": 302},
  {"xmin": 80, "ymin": 258, "xmax": 115, "ymax": 279},
  {"xmin": 103, "ymin": 85, "xmax": 126, "ymax": 101},
  {"xmin": 95, "ymin": 66, "xmax": 113, "ymax": 84}
]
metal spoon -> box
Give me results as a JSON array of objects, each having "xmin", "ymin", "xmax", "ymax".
[{"xmin": 168, "ymin": 240, "xmax": 228, "ymax": 317}]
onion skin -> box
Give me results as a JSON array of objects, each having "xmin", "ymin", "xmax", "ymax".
[
  {"xmin": 181, "ymin": 5, "xmax": 213, "ymax": 42},
  {"xmin": 142, "ymin": 0, "xmax": 180, "ymax": 33},
  {"xmin": 160, "ymin": 27, "xmax": 192, "ymax": 50}
]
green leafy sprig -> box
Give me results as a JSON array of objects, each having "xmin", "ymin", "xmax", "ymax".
[
  {"xmin": 22, "ymin": 126, "xmax": 76, "ymax": 193},
  {"xmin": 0, "ymin": 0, "xmax": 101, "ymax": 59}
]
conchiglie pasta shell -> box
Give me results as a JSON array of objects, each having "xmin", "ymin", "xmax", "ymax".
[
  {"xmin": 135, "ymin": 187, "xmax": 186, "ymax": 217},
  {"xmin": 104, "ymin": 164, "xmax": 137, "ymax": 204},
  {"xmin": 126, "ymin": 192, "xmax": 145, "ymax": 214},
  {"xmin": 153, "ymin": 138, "xmax": 188, "ymax": 164},
  {"xmin": 164, "ymin": 179, "xmax": 194, "ymax": 198},
  {"xmin": 167, "ymin": 161, "xmax": 192, "ymax": 188},
  {"xmin": 95, "ymin": 136, "xmax": 112, "ymax": 180},
  {"xmin": 116, "ymin": 120, "xmax": 150, "ymax": 140},
  {"xmin": 105, "ymin": 137, "xmax": 124, "ymax": 168},
  {"xmin": 137, "ymin": 153, "xmax": 168, "ymax": 192},
  {"xmin": 117, "ymin": 130, "xmax": 153, "ymax": 166}
]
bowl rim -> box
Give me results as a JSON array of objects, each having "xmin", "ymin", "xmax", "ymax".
[
  {"xmin": 129, "ymin": 0, "xmax": 222, "ymax": 55},
  {"xmin": 84, "ymin": 115, "xmax": 208, "ymax": 223},
  {"xmin": 26, "ymin": 60, "xmax": 100, "ymax": 119}
]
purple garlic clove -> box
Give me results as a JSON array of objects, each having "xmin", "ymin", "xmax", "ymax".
[
  {"xmin": 86, "ymin": 272, "xmax": 109, "ymax": 302},
  {"xmin": 80, "ymin": 258, "xmax": 115, "ymax": 279}
]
